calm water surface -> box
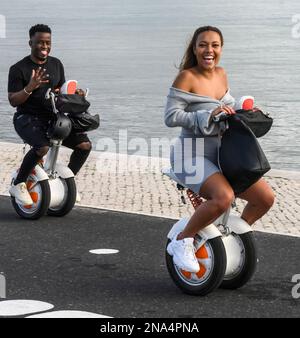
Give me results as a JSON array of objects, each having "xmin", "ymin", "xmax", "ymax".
[{"xmin": 0, "ymin": 0, "xmax": 299, "ymax": 170}]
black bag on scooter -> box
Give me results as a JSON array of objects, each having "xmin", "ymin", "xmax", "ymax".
[
  {"xmin": 55, "ymin": 94, "xmax": 90, "ymax": 114},
  {"xmin": 68, "ymin": 112, "xmax": 100, "ymax": 132},
  {"xmin": 235, "ymin": 109, "xmax": 273, "ymax": 138},
  {"xmin": 219, "ymin": 116, "xmax": 271, "ymax": 194}
]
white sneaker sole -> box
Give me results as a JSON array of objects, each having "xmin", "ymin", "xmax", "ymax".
[
  {"xmin": 9, "ymin": 189, "xmax": 33, "ymax": 205},
  {"xmin": 173, "ymin": 255, "xmax": 200, "ymax": 273},
  {"xmin": 167, "ymin": 242, "xmax": 199, "ymax": 273},
  {"xmin": 14, "ymin": 197, "xmax": 33, "ymax": 205}
]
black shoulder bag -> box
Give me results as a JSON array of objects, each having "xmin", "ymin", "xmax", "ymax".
[
  {"xmin": 218, "ymin": 115, "xmax": 271, "ymax": 195},
  {"xmin": 235, "ymin": 109, "xmax": 273, "ymax": 138},
  {"xmin": 55, "ymin": 94, "xmax": 100, "ymax": 132},
  {"xmin": 55, "ymin": 94, "xmax": 90, "ymax": 114}
]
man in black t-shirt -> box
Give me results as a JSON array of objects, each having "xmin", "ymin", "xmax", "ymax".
[{"xmin": 8, "ymin": 24, "xmax": 91, "ymax": 205}]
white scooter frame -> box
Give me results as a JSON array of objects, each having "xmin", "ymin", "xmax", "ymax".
[
  {"xmin": 163, "ymin": 167, "xmax": 257, "ymax": 296},
  {"xmin": 11, "ymin": 85, "xmax": 81, "ymax": 219}
]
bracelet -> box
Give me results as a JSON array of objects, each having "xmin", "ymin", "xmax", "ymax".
[{"xmin": 23, "ymin": 87, "xmax": 32, "ymax": 95}]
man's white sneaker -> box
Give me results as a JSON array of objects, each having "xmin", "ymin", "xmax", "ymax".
[
  {"xmin": 167, "ymin": 236, "xmax": 200, "ymax": 273},
  {"xmin": 9, "ymin": 182, "xmax": 33, "ymax": 205}
]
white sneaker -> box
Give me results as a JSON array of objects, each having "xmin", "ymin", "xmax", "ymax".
[
  {"xmin": 167, "ymin": 236, "xmax": 200, "ymax": 273},
  {"xmin": 9, "ymin": 182, "xmax": 33, "ymax": 205}
]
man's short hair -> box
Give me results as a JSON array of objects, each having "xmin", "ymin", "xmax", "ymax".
[{"xmin": 29, "ymin": 24, "xmax": 51, "ymax": 38}]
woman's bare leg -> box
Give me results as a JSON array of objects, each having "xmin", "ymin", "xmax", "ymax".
[
  {"xmin": 236, "ymin": 178, "xmax": 275, "ymax": 225},
  {"xmin": 178, "ymin": 173, "xmax": 234, "ymax": 239}
]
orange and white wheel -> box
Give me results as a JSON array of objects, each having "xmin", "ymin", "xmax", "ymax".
[
  {"xmin": 11, "ymin": 174, "xmax": 50, "ymax": 220},
  {"xmin": 166, "ymin": 234, "xmax": 226, "ymax": 296}
]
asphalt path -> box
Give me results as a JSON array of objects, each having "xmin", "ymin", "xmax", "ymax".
[{"xmin": 0, "ymin": 195, "xmax": 299, "ymax": 318}]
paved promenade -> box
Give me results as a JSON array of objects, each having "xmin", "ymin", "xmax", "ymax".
[{"xmin": 0, "ymin": 141, "xmax": 299, "ymax": 237}]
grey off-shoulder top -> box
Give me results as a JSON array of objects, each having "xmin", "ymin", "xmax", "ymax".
[{"xmin": 164, "ymin": 87, "xmax": 235, "ymax": 138}]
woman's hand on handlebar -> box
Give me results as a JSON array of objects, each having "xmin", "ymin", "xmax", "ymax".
[{"xmin": 212, "ymin": 105, "xmax": 236, "ymax": 117}]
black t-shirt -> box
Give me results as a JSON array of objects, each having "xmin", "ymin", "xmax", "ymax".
[{"xmin": 8, "ymin": 55, "xmax": 65, "ymax": 117}]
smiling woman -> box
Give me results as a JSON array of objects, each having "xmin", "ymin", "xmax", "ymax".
[
  {"xmin": 175, "ymin": 26, "xmax": 227, "ymax": 101},
  {"xmin": 180, "ymin": 26, "xmax": 224, "ymax": 71},
  {"xmin": 164, "ymin": 25, "xmax": 275, "ymax": 274}
]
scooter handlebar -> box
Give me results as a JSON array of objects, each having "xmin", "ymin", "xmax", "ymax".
[
  {"xmin": 45, "ymin": 88, "xmax": 58, "ymax": 114},
  {"xmin": 212, "ymin": 111, "xmax": 228, "ymax": 123},
  {"xmin": 45, "ymin": 88, "xmax": 52, "ymax": 100}
]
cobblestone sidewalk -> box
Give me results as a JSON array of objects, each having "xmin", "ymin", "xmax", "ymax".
[{"xmin": 1, "ymin": 141, "xmax": 299, "ymax": 237}]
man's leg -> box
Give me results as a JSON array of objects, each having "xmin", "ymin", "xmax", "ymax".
[
  {"xmin": 68, "ymin": 142, "xmax": 92, "ymax": 175},
  {"xmin": 62, "ymin": 132, "xmax": 92, "ymax": 175},
  {"xmin": 14, "ymin": 146, "xmax": 49, "ymax": 185},
  {"xmin": 11, "ymin": 115, "xmax": 51, "ymax": 204}
]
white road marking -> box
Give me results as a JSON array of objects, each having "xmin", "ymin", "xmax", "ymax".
[
  {"xmin": 0, "ymin": 300, "xmax": 54, "ymax": 316},
  {"xmin": 89, "ymin": 249, "xmax": 119, "ymax": 255},
  {"xmin": 26, "ymin": 310, "xmax": 112, "ymax": 318}
]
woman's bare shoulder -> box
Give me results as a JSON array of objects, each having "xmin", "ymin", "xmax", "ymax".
[
  {"xmin": 216, "ymin": 66, "xmax": 228, "ymax": 79},
  {"xmin": 172, "ymin": 69, "xmax": 195, "ymax": 91},
  {"xmin": 216, "ymin": 66, "xmax": 229, "ymax": 87}
]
